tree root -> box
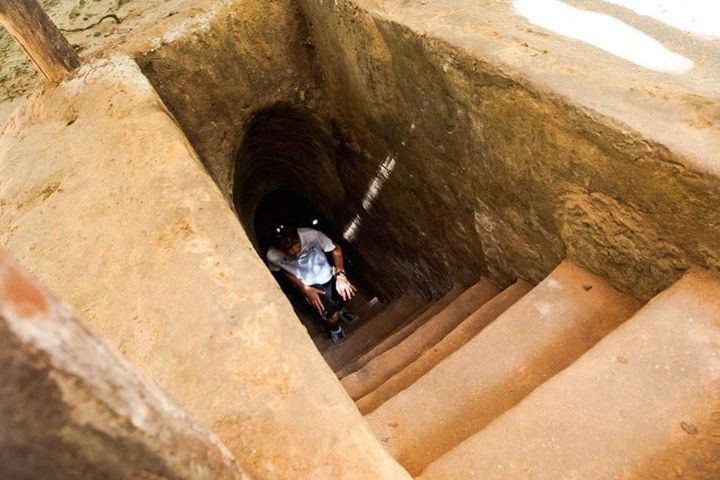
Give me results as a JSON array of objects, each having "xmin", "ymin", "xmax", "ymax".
[{"xmin": 60, "ymin": 14, "xmax": 121, "ymax": 33}]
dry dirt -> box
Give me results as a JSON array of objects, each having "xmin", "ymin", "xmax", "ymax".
[{"xmin": 0, "ymin": 0, "xmax": 199, "ymax": 112}]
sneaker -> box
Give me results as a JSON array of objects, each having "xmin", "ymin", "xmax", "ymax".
[
  {"xmin": 340, "ymin": 310, "xmax": 359, "ymax": 325},
  {"xmin": 330, "ymin": 326, "xmax": 345, "ymax": 343}
]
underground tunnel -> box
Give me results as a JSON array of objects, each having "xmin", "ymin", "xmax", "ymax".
[
  {"xmin": 2, "ymin": 0, "xmax": 720, "ymax": 478},
  {"xmin": 232, "ymin": 103, "xmax": 385, "ymax": 345}
]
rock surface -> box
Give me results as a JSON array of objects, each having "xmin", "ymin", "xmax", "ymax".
[
  {"xmin": 368, "ymin": 261, "xmax": 641, "ymax": 475},
  {"xmin": 420, "ymin": 268, "xmax": 720, "ymax": 479},
  {"xmin": 0, "ymin": 250, "xmax": 250, "ymax": 480}
]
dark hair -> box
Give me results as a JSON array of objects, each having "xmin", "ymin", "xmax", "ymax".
[{"xmin": 271, "ymin": 224, "xmax": 299, "ymax": 251}]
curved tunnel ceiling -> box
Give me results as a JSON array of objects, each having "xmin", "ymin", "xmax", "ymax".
[{"xmin": 232, "ymin": 103, "xmax": 348, "ymax": 246}]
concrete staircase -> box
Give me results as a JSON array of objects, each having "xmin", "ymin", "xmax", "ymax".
[
  {"xmin": 322, "ymin": 294, "xmax": 424, "ymax": 371},
  {"xmin": 321, "ymin": 260, "xmax": 720, "ymax": 478},
  {"xmin": 341, "ymin": 279, "xmax": 500, "ymax": 401},
  {"xmin": 357, "ymin": 279, "xmax": 533, "ymax": 414}
]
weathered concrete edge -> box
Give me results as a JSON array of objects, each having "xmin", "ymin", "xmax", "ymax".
[{"xmin": 0, "ymin": 249, "xmax": 251, "ymax": 479}]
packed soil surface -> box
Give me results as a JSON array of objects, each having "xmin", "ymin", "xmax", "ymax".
[{"xmin": 0, "ymin": 0, "xmax": 185, "ymax": 106}]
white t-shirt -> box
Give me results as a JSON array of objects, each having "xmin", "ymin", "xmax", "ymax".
[{"xmin": 267, "ymin": 228, "xmax": 336, "ymax": 286}]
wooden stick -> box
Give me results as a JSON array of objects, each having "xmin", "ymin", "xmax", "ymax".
[{"xmin": 0, "ymin": 0, "xmax": 81, "ymax": 83}]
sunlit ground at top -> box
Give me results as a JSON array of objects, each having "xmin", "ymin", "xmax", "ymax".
[
  {"xmin": 514, "ymin": 0, "xmax": 719, "ymax": 74},
  {"xmin": 602, "ymin": 0, "xmax": 720, "ymax": 38}
]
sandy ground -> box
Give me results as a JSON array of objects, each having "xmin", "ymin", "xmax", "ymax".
[
  {"xmin": 0, "ymin": 0, "xmax": 188, "ymax": 104},
  {"xmin": 2, "ymin": 0, "xmax": 718, "ymax": 109}
]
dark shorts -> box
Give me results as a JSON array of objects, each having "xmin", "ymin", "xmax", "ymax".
[{"xmin": 310, "ymin": 278, "xmax": 341, "ymax": 322}]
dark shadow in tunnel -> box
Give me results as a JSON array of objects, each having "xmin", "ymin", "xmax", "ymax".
[
  {"xmin": 232, "ymin": 103, "xmax": 347, "ymax": 249},
  {"xmin": 253, "ymin": 189, "xmax": 337, "ymax": 260}
]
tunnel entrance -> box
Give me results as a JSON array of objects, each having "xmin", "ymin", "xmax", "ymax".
[
  {"xmin": 252, "ymin": 188, "xmax": 380, "ymax": 342},
  {"xmin": 232, "ymin": 103, "xmax": 383, "ymax": 345},
  {"xmin": 231, "ymin": 103, "xmax": 347, "ymax": 248}
]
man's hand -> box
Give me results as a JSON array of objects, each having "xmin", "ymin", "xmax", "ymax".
[
  {"xmin": 336, "ymin": 276, "xmax": 357, "ymax": 301},
  {"xmin": 304, "ymin": 286, "xmax": 326, "ymax": 314}
]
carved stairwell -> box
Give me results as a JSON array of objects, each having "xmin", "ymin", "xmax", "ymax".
[{"xmin": 319, "ymin": 260, "xmax": 720, "ymax": 478}]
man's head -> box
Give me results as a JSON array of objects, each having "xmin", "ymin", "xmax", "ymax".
[{"xmin": 272, "ymin": 224, "xmax": 301, "ymax": 257}]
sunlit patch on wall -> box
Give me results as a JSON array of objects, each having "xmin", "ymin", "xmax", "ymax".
[{"xmin": 344, "ymin": 155, "xmax": 397, "ymax": 242}]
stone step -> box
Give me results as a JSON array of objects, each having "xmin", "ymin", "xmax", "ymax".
[
  {"xmin": 358, "ymin": 280, "xmax": 532, "ymax": 414},
  {"xmin": 336, "ymin": 284, "xmax": 465, "ymax": 378},
  {"xmin": 338, "ymin": 300, "xmax": 437, "ymax": 365},
  {"xmin": 420, "ymin": 268, "xmax": 720, "ymax": 480},
  {"xmin": 335, "ymin": 300, "xmax": 438, "ymax": 365},
  {"xmin": 313, "ymin": 295, "xmax": 385, "ymax": 352},
  {"xmin": 368, "ymin": 261, "xmax": 641, "ymax": 475},
  {"xmin": 322, "ymin": 295, "xmax": 423, "ymax": 371},
  {"xmin": 341, "ymin": 279, "xmax": 500, "ymax": 400}
]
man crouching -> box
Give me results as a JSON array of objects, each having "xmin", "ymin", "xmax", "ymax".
[{"xmin": 267, "ymin": 224, "xmax": 357, "ymax": 343}]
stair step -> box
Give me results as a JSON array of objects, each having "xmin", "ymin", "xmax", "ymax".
[
  {"xmin": 322, "ymin": 295, "xmax": 423, "ymax": 371},
  {"xmin": 336, "ymin": 284, "xmax": 465, "ymax": 378},
  {"xmin": 341, "ymin": 279, "xmax": 500, "ymax": 400},
  {"xmin": 313, "ymin": 295, "xmax": 385, "ymax": 351},
  {"xmin": 358, "ymin": 280, "xmax": 532, "ymax": 414},
  {"xmin": 368, "ymin": 261, "xmax": 641, "ymax": 475},
  {"xmin": 420, "ymin": 267, "xmax": 720, "ymax": 480}
]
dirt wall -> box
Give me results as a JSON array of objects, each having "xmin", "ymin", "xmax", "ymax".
[
  {"xmin": 106, "ymin": 0, "xmax": 720, "ymax": 302},
  {"xmin": 299, "ymin": 0, "xmax": 720, "ymax": 300},
  {"xmin": 132, "ymin": 0, "xmax": 401, "ymax": 297},
  {"xmin": 135, "ymin": 0, "xmax": 320, "ymax": 195},
  {"xmin": 132, "ymin": 0, "xmax": 720, "ymax": 301}
]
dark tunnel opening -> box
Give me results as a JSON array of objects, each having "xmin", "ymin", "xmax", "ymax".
[
  {"xmin": 253, "ymin": 189, "xmax": 335, "ymax": 260},
  {"xmin": 232, "ymin": 103, "xmax": 346, "ymax": 245}
]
